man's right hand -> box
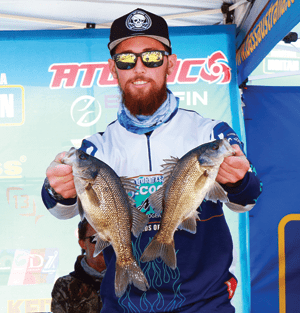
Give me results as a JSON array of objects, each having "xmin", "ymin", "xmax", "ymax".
[{"xmin": 46, "ymin": 152, "xmax": 77, "ymax": 199}]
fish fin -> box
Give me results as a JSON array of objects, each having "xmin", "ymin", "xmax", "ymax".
[
  {"xmin": 194, "ymin": 171, "xmax": 210, "ymax": 191},
  {"xmin": 131, "ymin": 206, "xmax": 149, "ymax": 238},
  {"xmin": 178, "ymin": 212, "xmax": 199, "ymax": 234},
  {"xmin": 140, "ymin": 237, "xmax": 177, "ymax": 270},
  {"xmin": 85, "ymin": 183, "xmax": 101, "ymax": 207},
  {"xmin": 77, "ymin": 197, "xmax": 85, "ymax": 220},
  {"xmin": 120, "ymin": 176, "xmax": 138, "ymax": 195},
  {"xmin": 93, "ymin": 233, "xmax": 110, "ymax": 257},
  {"xmin": 128, "ymin": 197, "xmax": 135, "ymax": 206},
  {"xmin": 144, "ymin": 156, "xmax": 178, "ymax": 214},
  {"xmin": 115, "ymin": 260, "xmax": 149, "ymax": 298},
  {"xmin": 160, "ymin": 169, "xmax": 172, "ymax": 182},
  {"xmin": 205, "ymin": 182, "xmax": 229, "ymax": 203},
  {"xmin": 161, "ymin": 156, "xmax": 179, "ymax": 184},
  {"xmin": 162, "ymin": 156, "xmax": 179, "ymax": 165},
  {"xmin": 225, "ymin": 202, "xmax": 255, "ymax": 213},
  {"xmin": 147, "ymin": 187, "xmax": 164, "ymax": 214}
]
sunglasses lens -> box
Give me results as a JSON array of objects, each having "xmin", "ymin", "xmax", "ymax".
[
  {"xmin": 114, "ymin": 51, "xmax": 166, "ymax": 70},
  {"xmin": 89, "ymin": 235, "xmax": 96, "ymax": 244},
  {"xmin": 141, "ymin": 51, "xmax": 164, "ymax": 68},
  {"xmin": 115, "ymin": 53, "xmax": 136, "ymax": 70}
]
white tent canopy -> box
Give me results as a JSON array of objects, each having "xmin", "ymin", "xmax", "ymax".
[{"xmin": 0, "ymin": 0, "xmax": 266, "ymax": 44}]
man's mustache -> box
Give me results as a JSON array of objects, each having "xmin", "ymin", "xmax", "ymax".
[{"xmin": 127, "ymin": 76, "xmax": 155, "ymax": 84}]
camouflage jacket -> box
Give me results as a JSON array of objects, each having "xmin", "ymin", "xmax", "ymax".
[{"xmin": 51, "ymin": 256, "xmax": 104, "ymax": 313}]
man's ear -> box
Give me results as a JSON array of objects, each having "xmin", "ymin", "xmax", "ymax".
[
  {"xmin": 167, "ymin": 54, "xmax": 178, "ymax": 76},
  {"xmin": 108, "ymin": 58, "xmax": 118, "ymax": 80},
  {"xmin": 78, "ymin": 239, "xmax": 86, "ymax": 251}
]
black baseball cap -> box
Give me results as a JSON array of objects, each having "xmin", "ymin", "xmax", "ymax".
[{"xmin": 108, "ymin": 8, "xmax": 171, "ymax": 54}]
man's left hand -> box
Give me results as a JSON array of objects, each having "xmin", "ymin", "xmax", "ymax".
[{"xmin": 216, "ymin": 144, "xmax": 250, "ymax": 186}]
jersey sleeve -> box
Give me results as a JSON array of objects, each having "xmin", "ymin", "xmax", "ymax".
[
  {"xmin": 211, "ymin": 121, "xmax": 245, "ymax": 152},
  {"xmin": 212, "ymin": 121, "xmax": 263, "ymax": 208},
  {"xmin": 80, "ymin": 138, "xmax": 100, "ymax": 156},
  {"xmin": 41, "ymin": 182, "xmax": 79, "ymax": 219}
]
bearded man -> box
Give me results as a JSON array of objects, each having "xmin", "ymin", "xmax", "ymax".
[{"xmin": 42, "ymin": 8, "xmax": 261, "ymax": 313}]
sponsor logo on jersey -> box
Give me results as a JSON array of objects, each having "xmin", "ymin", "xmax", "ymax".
[{"xmin": 225, "ymin": 277, "xmax": 237, "ymax": 299}]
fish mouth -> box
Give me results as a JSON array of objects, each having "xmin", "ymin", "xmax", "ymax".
[
  {"xmin": 62, "ymin": 148, "xmax": 94, "ymax": 180},
  {"xmin": 222, "ymin": 139, "xmax": 236, "ymax": 156},
  {"xmin": 61, "ymin": 147, "xmax": 77, "ymax": 165}
]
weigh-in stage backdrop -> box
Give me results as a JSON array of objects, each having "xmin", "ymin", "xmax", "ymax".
[{"xmin": 0, "ymin": 24, "xmax": 249, "ymax": 313}]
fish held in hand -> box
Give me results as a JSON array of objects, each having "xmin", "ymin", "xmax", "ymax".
[
  {"xmin": 140, "ymin": 139, "xmax": 253, "ymax": 270},
  {"xmin": 61, "ymin": 147, "xmax": 149, "ymax": 297}
]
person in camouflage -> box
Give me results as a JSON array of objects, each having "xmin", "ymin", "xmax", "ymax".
[{"xmin": 51, "ymin": 219, "xmax": 106, "ymax": 313}]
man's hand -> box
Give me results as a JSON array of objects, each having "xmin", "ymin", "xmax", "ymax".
[
  {"xmin": 216, "ymin": 144, "xmax": 250, "ymax": 186},
  {"xmin": 46, "ymin": 152, "xmax": 77, "ymax": 199}
]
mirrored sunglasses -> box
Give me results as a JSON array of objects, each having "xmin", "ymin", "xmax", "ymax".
[
  {"xmin": 112, "ymin": 50, "xmax": 169, "ymax": 70},
  {"xmin": 83, "ymin": 235, "xmax": 96, "ymax": 244}
]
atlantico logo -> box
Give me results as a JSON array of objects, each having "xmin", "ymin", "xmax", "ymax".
[
  {"xmin": 0, "ymin": 85, "xmax": 25, "ymax": 126},
  {"xmin": 48, "ymin": 51, "xmax": 232, "ymax": 89}
]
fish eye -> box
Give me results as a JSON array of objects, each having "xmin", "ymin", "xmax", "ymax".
[
  {"xmin": 79, "ymin": 153, "xmax": 87, "ymax": 160},
  {"xmin": 212, "ymin": 144, "xmax": 219, "ymax": 150}
]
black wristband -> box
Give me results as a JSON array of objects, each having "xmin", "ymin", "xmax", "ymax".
[{"xmin": 44, "ymin": 177, "xmax": 66, "ymax": 201}]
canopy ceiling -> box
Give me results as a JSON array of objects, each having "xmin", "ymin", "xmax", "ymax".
[
  {"xmin": 1, "ymin": 0, "xmax": 297, "ymax": 84},
  {"xmin": 0, "ymin": 0, "xmax": 267, "ymax": 45}
]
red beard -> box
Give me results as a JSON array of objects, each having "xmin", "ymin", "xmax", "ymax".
[{"xmin": 119, "ymin": 76, "xmax": 168, "ymax": 116}]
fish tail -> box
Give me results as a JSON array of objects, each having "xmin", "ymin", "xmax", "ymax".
[
  {"xmin": 140, "ymin": 237, "xmax": 177, "ymax": 270},
  {"xmin": 225, "ymin": 201, "xmax": 255, "ymax": 213},
  {"xmin": 115, "ymin": 260, "xmax": 149, "ymax": 297}
]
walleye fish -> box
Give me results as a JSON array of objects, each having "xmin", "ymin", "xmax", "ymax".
[
  {"xmin": 140, "ymin": 139, "xmax": 254, "ymax": 270},
  {"xmin": 62, "ymin": 148, "xmax": 149, "ymax": 297}
]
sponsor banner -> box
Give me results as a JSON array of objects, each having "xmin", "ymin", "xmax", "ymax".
[
  {"xmin": 243, "ymin": 86, "xmax": 300, "ymax": 313},
  {"xmin": 0, "ymin": 248, "xmax": 58, "ymax": 286},
  {"xmin": 278, "ymin": 215, "xmax": 300, "ymax": 313},
  {"xmin": 0, "ymin": 25, "xmax": 248, "ymax": 311},
  {"xmin": 0, "ymin": 85, "xmax": 25, "ymax": 126},
  {"xmin": 237, "ymin": 0, "xmax": 300, "ymax": 85},
  {"xmin": 7, "ymin": 298, "xmax": 51, "ymax": 313}
]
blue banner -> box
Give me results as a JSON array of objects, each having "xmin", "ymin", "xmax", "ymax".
[
  {"xmin": 237, "ymin": 0, "xmax": 300, "ymax": 86},
  {"xmin": 243, "ymin": 85, "xmax": 300, "ymax": 313},
  {"xmin": 0, "ymin": 25, "xmax": 248, "ymax": 312}
]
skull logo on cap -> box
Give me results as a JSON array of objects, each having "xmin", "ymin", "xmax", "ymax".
[{"xmin": 126, "ymin": 10, "xmax": 152, "ymax": 31}]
